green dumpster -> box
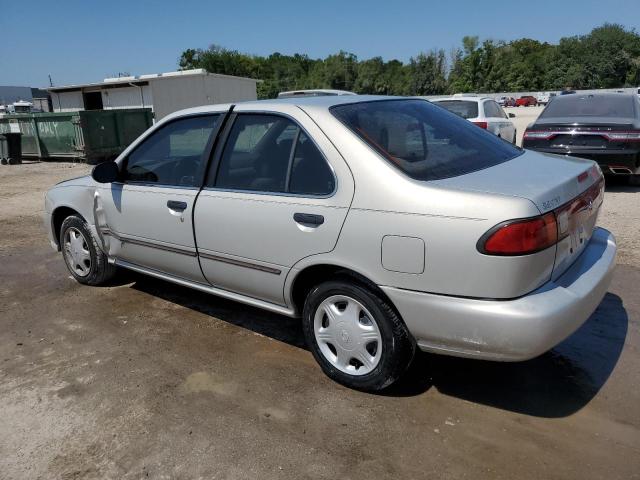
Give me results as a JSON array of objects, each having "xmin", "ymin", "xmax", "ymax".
[
  {"xmin": 0, "ymin": 108, "xmax": 153, "ymax": 163},
  {"xmin": 0, "ymin": 133, "xmax": 23, "ymax": 164}
]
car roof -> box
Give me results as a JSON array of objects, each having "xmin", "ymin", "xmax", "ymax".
[{"xmin": 164, "ymin": 95, "xmax": 417, "ymax": 119}]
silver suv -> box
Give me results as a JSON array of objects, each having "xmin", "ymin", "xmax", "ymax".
[
  {"xmin": 433, "ymin": 95, "xmax": 517, "ymax": 143},
  {"xmin": 45, "ymin": 96, "xmax": 616, "ymax": 391}
]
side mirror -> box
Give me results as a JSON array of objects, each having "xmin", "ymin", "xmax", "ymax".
[
  {"xmin": 508, "ymin": 113, "xmax": 516, "ymax": 118},
  {"xmin": 92, "ymin": 161, "xmax": 120, "ymax": 183}
]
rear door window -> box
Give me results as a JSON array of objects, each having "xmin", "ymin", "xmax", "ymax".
[
  {"xmin": 331, "ymin": 99, "xmax": 522, "ymax": 181},
  {"xmin": 483, "ymin": 101, "xmax": 502, "ymax": 118},
  {"xmin": 289, "ymin": 132, "xmax": 335, "ymax": 195},
  {"xmin": 212, "ymin": 114, "xmax": 334, "ymax": 195},
  {"xmin": 434, "ymin": 100, "xmax": 478, "ymax": 119}
]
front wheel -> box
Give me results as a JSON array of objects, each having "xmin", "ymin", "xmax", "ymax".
[
  {"xmin": 302, "ymin": 279, "xmax": 415, "ymax": 391},
  {"xmin": 60, "ymin": 215, "xmax": 117, "ymax": 286}
]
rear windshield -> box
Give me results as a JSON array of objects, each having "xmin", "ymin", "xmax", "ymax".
[
  {"xmin": 433, "ymin": 100, "xmax": 478, "ymax": 119},
  {"xmin": 541, "ymin": 95, "xmax": 635, "ymax": 119},
  {"xmin": 331, "ymin": 99, "xmax": 522, "ymax": 181}
]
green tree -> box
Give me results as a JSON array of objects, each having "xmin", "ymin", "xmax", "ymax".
[
  {"xmin": 178, "ymin": 24, "xmax": 640, "ymax": 99},
  {"xmin": 409, "ymin": 50, "xmax": 447, "ymax": 95}
]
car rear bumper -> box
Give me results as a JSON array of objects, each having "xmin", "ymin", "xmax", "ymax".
[{"xmin": 381, "ymin": 227, "xmax": 616, "ymax": 361}]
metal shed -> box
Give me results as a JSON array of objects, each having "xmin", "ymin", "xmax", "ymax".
[{"xmin": 48, "ymin": 69, "xmax": 258, "ymax": 120}]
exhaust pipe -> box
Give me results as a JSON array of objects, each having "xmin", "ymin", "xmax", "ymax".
[{"xmin": 610, "ymin": 166, "xmax": 633, "ymax": 175}]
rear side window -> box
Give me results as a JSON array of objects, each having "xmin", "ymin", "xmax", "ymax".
[
  {"xmin": 541, "ymin": 95, "xmax": 635, "ymax": 118},
  {"xmin": 212, "ymin": 114, "xmax": 334, "ymax": 195},
  {"xmin": 124, "ymin": 115, "xmax": 219, "ymax": 186},
  {"xmin": 331, "ymin": 99, "xmax": 521, "ymax": 181},
  {"xmin": 434, "ymin": 100, "xmax": 478, "ymax": 119},
  {"xmin": 483, "ymin": 101, "xmax": 503, "ymax": 118}
]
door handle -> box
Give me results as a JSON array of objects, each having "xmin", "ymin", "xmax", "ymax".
[
  {"xmin": 294, "ymin": 213, "xmax": 324, "ymax": 226},
  {"xmin": 167, "ymin": 200, "xmax": 188, "ymax": 211}
]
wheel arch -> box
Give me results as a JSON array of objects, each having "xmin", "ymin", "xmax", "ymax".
[
  {"xmin": 287, "ymin": 262, "xmax": 397, "ymax": 318},
  {"xmin": 51, "ymin": 206, "xmax": 84, "ymax": 249}
]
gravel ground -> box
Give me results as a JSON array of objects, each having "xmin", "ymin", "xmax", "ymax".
[{"xmin": 0, "ymin": 146, "xmax": 638, "ymax": 479}]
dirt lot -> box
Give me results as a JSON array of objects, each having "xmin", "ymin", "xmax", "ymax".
[{"xmin": 1, "ymin": 157, "xmax": 639, "ymax": 479}]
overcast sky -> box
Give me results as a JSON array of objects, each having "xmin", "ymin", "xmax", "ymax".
[{"xmin": 2, "ymin": 0, "xmax": 639, "ymax": 87}]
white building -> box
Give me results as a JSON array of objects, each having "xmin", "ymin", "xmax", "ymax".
[{"xmin": 48, "ymin": 69, "xmax": 258, "ymax": 120}]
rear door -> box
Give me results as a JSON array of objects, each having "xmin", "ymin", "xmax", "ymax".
[{"xmin": 193, "ymin": 105, "xmax": 354, "ymax": 306}]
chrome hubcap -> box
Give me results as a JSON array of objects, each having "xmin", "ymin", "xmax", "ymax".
[
  {"xmin": 63, "ymin": 227, "xmax": 91, "ymax": 277},
  {"xmin": 313, "ymin": 295, "xmax": 382, "ymax": 376}
]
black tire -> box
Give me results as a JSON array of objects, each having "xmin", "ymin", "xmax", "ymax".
[
  {"xmin": 60, "ymin": 215, "xmax": 117, "ymax": 286},
  {"xmin": 302, "ymin": 279, "xmax": 415, "ymax": 391}
]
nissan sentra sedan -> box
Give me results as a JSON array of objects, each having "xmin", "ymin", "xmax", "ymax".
[{"xmin": 44, "ymin": 96, "xmax": 616, "ymax": 391}]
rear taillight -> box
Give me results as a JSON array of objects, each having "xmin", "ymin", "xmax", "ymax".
[
  {"xmin": 523, "ymin": 130, "xmax": 555, "ymax": 140},
  {"xmin": 473, "ymin": 121, "xmax": 488, "ymax": 129},
  {"xmin": 479, "ymin": 212, "xmax": 558, "ymax": 256},
  {"xmin": 523, "ymin": 130, "xmax": 640, "ymax": 142},
  {"xmin": 602, "ymin": 131, "xmax": 640, "ymax": 142}
]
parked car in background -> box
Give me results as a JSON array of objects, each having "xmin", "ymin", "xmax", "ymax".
[
  {"xmin": 432, "ymin": 96, "xmax": 517, "ymax": 143},
  {"xmin": 523, "ymin": 93, "xmax": 640, "ymax": 181},
  {"xmin": 536, "ymin": 92, "xmax": 556, "ymax": 105},
  {"xmin": 497, "ymin": 96, "xmax": 517, "ymax": 107},
  {"xmin": 45, "ymin": 96, "xmax": 615, "ymax": 391},
  {"xmin": 516, "ymin": 95, "xmax": 538, "ymax": 107},
  {"xmin": 560, "ymin": 90, "xmax": 577, "ymax": 95}
]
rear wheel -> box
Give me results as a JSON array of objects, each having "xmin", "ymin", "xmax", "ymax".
[
  {"xmin": 60, "ymin": 215, "xmax": 116, "ymax": 286},
  {"xmin": 302, "ymin": 279, "xmax": 415, "ymax": 391}
]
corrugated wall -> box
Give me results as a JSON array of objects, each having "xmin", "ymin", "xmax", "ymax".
[
  {"xmin": 151, "ymin": 75, "xmax": 257, "ymax": 120},
  {"xmin": 101, "ymin": 85, "xmax": 153, "ymax": 110},
  {"xmin": 51, "ymin": 91, "xmax": 84, "ymax": 112},
  {"xmin": 203, "ymin": 75, "xmax": 257, "ymax": 106}
]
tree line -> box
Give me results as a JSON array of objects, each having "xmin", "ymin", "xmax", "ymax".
[{"xmin": 178, "ymin": 24, "xmax": 640, "ymax": 99}]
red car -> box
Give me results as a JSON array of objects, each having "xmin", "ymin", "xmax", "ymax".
[{"xmin": 516, "ymin": 95, "xmax": 538, "ymax": 107}]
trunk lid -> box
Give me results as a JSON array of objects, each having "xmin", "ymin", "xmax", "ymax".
[
  {"xmin": 431, "ymin": 149, "xmax": 599, "ymax": 213},
  {"xmin": 432, "ymin": 149, "xmax": 604, "ymax": 279}
]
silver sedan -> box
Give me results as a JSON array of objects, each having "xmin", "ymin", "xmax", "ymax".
[{"xmin": 44, "ymin": 96, "xmax": 616, "ymax": 391}]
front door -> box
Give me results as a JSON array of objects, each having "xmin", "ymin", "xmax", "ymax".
[
  {"xmin": 193, "ymin": 109, "xmax": 354, "ymax": 305},
  {"xmin": 98, "ymin": 114, "xmax": 221, "ymax": 282}
]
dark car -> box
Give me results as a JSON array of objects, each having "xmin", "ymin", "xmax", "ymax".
[{"xmin": 523, "ymin": 93, "xmax": 640, "ymax": 179}]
